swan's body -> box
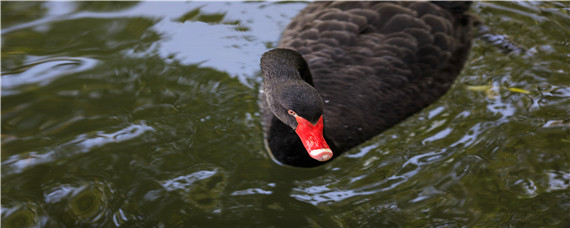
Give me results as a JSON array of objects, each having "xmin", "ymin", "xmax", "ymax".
[{"xmin": 261, "ymin": 1, "xmax": 473, "ymax": 167}]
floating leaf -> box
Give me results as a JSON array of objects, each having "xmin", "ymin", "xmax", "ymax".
[
  {"xmin": 467, "ymin": 85, "xmax": 491, "ymax": 91},
  {"xmin": 507, "ymin": 87, "xmax": 530, "ymax": 94},
  {"xmin": 468, "ymin": 85, "xmax": 531, "ymax": 97}
]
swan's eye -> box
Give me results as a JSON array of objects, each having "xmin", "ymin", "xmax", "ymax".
[{"xmin": 288, "ymin": 110, "xmax": 296, "ymax": 116}]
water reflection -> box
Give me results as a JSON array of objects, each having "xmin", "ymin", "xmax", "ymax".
[
  {"xmin": 73, "ymin": 1, "xmax": 140, "ymax": 12},
  {"xmin": 2, "ymin": 57, "xmax": 98, "ymax": 95},
  {"xmin": 3, "ymin": 2, "xmax": 263, "ymax": 227},
  {"xmin": 1, "ymin": 203, "xmax": 46, "ymax": 228},
  {"xmin": 161, "ymin": 167, "xmax": 226, "ymax": 211},
  {"xmin": 1, "ymin": 2, "xmax": 48, "ymax": 28},
  {"xmin": 2, "ymin": 1, "xmax": 569, "ymax": 227}
]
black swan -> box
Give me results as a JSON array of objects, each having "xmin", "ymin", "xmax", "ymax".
[{"xmin": 260, "ymin": 1, "xmax": 473, "ymax": 167}]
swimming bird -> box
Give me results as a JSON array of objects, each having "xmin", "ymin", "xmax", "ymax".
[{"xmin": 260, "ymin": 1, "xmax": 473, "ymax": 167}]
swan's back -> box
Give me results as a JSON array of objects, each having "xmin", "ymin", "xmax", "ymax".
[{"xmin": 275, "ymin": 1, "xmax": 473, "ymax": 151}]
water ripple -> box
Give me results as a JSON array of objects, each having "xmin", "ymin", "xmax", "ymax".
[
  {"xmin": 1, "ymin": 121, "xmax": 154, "ymax": 176},
  {"xmin": 1, "ymin": 57, "xmax": 98, "ymax": 95},
  {"xmin": 161, "ymin": 170, "xmax": 218, "ymax": 192}
]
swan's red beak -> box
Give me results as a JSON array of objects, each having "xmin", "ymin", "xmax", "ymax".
[{"xmin": 294, "ymin": 115, "xmax": 333, "ymax": 162}]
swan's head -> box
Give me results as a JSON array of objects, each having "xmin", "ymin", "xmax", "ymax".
[
  {"xmin": 261, "ymin": 49, "xmax": 333, "ymax": 162},
  {"xmin": 269, "ymin": 82, "xmax": 333, "ymax": 162}
]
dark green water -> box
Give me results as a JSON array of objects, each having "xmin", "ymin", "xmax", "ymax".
[{"xmin": 2, "ymin": 1, "xmax": 569, "ymax": 227}]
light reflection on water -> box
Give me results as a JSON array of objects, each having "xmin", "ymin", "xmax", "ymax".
[
  {"xmin": 2, "ymin": 1, "xmax": 569, "ymax": 227},
  {"xmin": 2, "ymin": 121, "xmax": 153, "ymax": 176},
  {"xmin": 2, "ymin": 57, "xmax": 98, "ymax": 95}
]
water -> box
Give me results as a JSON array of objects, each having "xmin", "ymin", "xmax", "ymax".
[{"xmin": 2, "ymin": 1, "xmax": 569, "ymax": 227}]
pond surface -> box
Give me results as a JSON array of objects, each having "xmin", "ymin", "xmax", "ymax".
[{"xmin": 2, "ymin": 1, "xmax": 569, "ymax": 227}]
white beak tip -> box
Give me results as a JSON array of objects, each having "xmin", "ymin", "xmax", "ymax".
[
  {"xmin": 309, "ymin": 148, "xmax": 333, "ymax": 162},
  {"xmin": 320, "ymin": 154, "xmax": 331, "ymax": 161}
]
